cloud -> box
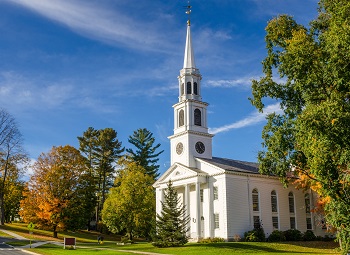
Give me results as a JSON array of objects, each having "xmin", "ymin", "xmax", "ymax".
[
  {"xmin": 206, "ymin": 76, "xmax": 259, "ymax": 89},
  {"xmin": 0, "ymin": 71, "xmax": 74, "ymax": 110},
  {"xmin": 4, "ymin": 0, "xmax": 174, "ymax": 52},
  {"xmin": 209, "ymin": 103, "xmax": 282, "ymax": 134}
]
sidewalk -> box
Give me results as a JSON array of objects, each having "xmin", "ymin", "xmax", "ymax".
[
  {"xmin": 0, "ymin": 229, "xmax": 28, "ymax": 240},
  {"xmin": 0, "ymin": 228, "xmax": 172, "ymax": 255}
]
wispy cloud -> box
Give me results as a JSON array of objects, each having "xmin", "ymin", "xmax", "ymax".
[
  {"xmin": 0, "ymin": 71, "xmax": 74, "ymax": 110},
  {"xmin": 206, "ymin": 76, "xmax": 259, "ymax": 89},
  {"xmin": 209, "ymin": 103, "xmax": 282, "ymax": 134},
  {"xmin": 4, "ymin": 0, "xmax": 174, "ymax": 52}
]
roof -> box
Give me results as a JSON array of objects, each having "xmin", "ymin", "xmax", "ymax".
[{"xmin": 199, "ymin": 156, "xmax": 260, "ymax": 175}]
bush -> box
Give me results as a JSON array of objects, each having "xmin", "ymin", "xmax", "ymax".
[
  {"xmin": 233, "ymin": 234, "xmax": 241, "ymax": 242},
  {"xmin": 283, "ymin": 229, "xmax": 302, "ymax": 241},
  {"xmin": 198, "ymin": 237, "xmax": 225, "ymax": 243},
  {"xmin": 268, "ymin": 230, "xmax": 286, "ymax": 242},
  {"xmin": 244, "ymin": 227, "xmax": 266, "ymax": 242},
  {"xmin": 303, "ymin": 230, "xmax": 316, "ymax": 241}
]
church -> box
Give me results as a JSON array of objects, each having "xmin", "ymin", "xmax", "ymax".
[{"xmin": 153, "ymin": 11, "xmax": 327, "ymax": 241}]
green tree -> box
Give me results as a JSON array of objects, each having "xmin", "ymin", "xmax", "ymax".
[
  {"xmin": 78, "ymin": 127, "xmax": 124, "ymax": 226},
  {"xmin": 20, "ymin": 145, "xmax": 93, "ymax": 238},
  {"xmin": 0, "ymin": 108, "xmax": 28, "ymax": 225},
  {"xmin": 102, "ymin": 159, "xmax": 155, "ymax": 240},
  {"xmin": 153, "ymin": 180, "xmax": 190, "ymax": 247},
  {"xmin": 250, "ymin": 1, "xmax": 350, "ymax": 252},
  {"xmin": 126, "ymin": 128, "xmax": 163, "ymax": 180},
  {"xmin": 3, "ymin": 164, "xmax": 25, "ymax": 223}
]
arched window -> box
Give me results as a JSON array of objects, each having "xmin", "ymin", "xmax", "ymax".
[
  {"xmin": 194, "ymin": 109, "xmax": 201, "ymax": 126},
  {"xmin": 181, "ymin": 83, "xmax": 184, "ymax": 95},
  {"xmin": 305, "ymin": 193, "xmax": 312, "ymax": 230},
  {"xmin": 289, "ymin": 192, "xmax": 296, "ymax": 229},
  {"xmin": 305, "ymin": 193, "xmax": 311, "ymax": 213},
  {"xmin": 179, "ymin": 109, "xmax": 184, "ymax": 127},
  {"xmin": 271, "ymin": 190, "xmax": 278, "ymax": 229},
  {"xmin": 187, "ymin": 82, "xmax": 191, "ymax": 94},
  {"xmin": 194, "ymin": 82, "xmax": 198, "ymax": 95},
  {"xmin": 288, "ymin": 192, "xmax": 295, "ymax": 213},
  {"xmin": 271, "ymin": 190, "xmax": 278, "ymax": 212},
  {"xmin": 252, "ymin": 189, "xmax": 259, "ymax": 212}
]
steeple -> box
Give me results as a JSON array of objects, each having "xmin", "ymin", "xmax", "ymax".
[
  {"xmin": 183, "ymin": 19, "xmax": 196, "ymax": 68},
  {"xmin": 168, "ymin": 3, "xmax": 214, "ymax": 168}
]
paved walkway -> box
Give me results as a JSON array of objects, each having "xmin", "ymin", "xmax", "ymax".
[
  {"xmin": 0, "ymin": 228, "xmax": 173, "ymax": 255},
  {"xmin": 0, "ymin": 229, "xmax": 28, "ymax": 240}
]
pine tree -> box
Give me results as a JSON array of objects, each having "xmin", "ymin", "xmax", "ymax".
[
  {"xmin": 126, "ymin": 128, "xmax": 163, "ymax": 180},
  {"xmin": 153, "ymin": 180, "xmax": 190, "ymax": 247}
]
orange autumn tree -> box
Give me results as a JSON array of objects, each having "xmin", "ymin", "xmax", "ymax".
[{"xmin": 20, "ymin": 145, "xmax": 94, "ymax": 238}]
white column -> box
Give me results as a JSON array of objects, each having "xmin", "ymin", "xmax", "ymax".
[
  {"xmin": 196, "ymin": 181, "xmax": 201, "ymax": 239},
  {"xmin": 208, "ymin": 179, "xmax": 214, "ymax": 238},
  {"xmin": 185, "ymin": 184, "xmax": 190, "ymax": 236}
]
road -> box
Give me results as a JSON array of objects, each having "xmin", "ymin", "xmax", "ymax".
[{"xmin": 0, "ymin": 237, "xmax": 38, "ymax": 255}]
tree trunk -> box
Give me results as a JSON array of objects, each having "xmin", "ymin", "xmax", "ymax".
[
  {"xmin": 0, "ymin": 150, "xmax": 10, "ymax": 225},
  {"xmin": 53, "ymin": 225, "xmax": 58, "ymax": 238}
]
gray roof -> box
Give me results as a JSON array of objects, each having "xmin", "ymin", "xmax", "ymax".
[{"xmin": 199, "ymin": 157, "xmax": 260, "ymax": 174}]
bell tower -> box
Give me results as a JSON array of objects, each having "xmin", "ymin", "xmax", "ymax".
[{"xmin": 169, "ymin": 4, "xmax": 214, "ymax": 168}]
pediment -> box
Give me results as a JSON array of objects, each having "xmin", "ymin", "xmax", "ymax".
[{"xmin": 153, "ymin": 163, "xmax": 204, "ymax": 187}]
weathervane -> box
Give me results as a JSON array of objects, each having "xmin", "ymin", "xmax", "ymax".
[{"xmin": 185, "ymin": 0, "xmax": 192, "ymax": 25}]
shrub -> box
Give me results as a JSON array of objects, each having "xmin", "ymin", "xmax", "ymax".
[
  {"xmin": 198, "ymin": 237, "xmax": 225, "ymax": 243},
  {"xmin": 303, "ymin": 230, "xmax": 316, "ymax": 241},
  {"xmin": 244, "ymin": 227, "xmax": 266, "ymax": 242},
  {"xmin": 268, "ymin": 230, "xmax": 286, "ymax": 242},
  {"xmin": 283, "ymin": 229, "xmax": 302, "ymax": 241},
  {"xmin": 233, "ymin": 234, "xmax": 241, "ymax": 242}
]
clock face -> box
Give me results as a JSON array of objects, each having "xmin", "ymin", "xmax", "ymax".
[
  {"xmin": 195, "ymin": 141, "xmax": 205, "ymax": 154},
  {"xmin": 176, "ymin": 142, "xmax": 184, "ymax": 155}
]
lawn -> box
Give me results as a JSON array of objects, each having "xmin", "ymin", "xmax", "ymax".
[
  {"xmin": 29, "ymin": 241, "xmax": 340, "ymax": 255},
  {"xmin": 0, "ymin": 223, "xmax": 340, "ymax": 255}
]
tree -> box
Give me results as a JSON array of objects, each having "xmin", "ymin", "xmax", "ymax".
[
  {"xmin": 126, "ymin": 128, "xmax": 163, "ymax": 180},
  {"xmin": 250, "ymin": 0, "xmax": 350, "ymax": 252},
  {"xmin": 78, "ymin": 127, "xmax": 124, "ymax": 226},
  {"xmin": 2, "ymin": 163, "xmax": 25, "ymax": 222},
  {"xmin": 0, "ymin": 108, "xmax": 28, "ymax": 225},
  {"xmin": 153, "ymin": 180, "xmax": 190, "ymax": 247},
  {"xmin": 20, "ymin": 145, "xmax": 93, "ymax": 238},
  {"xmin": 102, "ymin": 159, "xmax": 155, "ymax": 240}
]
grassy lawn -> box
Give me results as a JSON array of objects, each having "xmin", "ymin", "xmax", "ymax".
[
  {"xmin": 28, "ymin": 241, "xmax": 340, "ymax": 255},
  {"xmin": 0, "ymin": 223, "xmax": 340, "ymax": 255}
]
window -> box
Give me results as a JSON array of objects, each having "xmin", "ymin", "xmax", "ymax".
[
  {"xmin": 272, "ymin": 216, "xmax": 279, "ymax": 229},
  {"xmin": 194, "ymin": 82, "xmax": 198, "ymax": 95},
  {"xmin": 181, "ymin": 83, "xmax": 184, "ymax": 95},
  {"xmin": 290, "ymin": 217, "xmax": 296, "ymax": 229},
  {"xmin": 252, "ymin": 189, "xmax": 259, "ymax": 212},
  {"xmin": 305, "ymin": 193, "xmax": 311, "ymax": 213},
  {"xmin": 213, "ymin": 186, "xmax": 218, "ymax": 200},
  {"xmin": 288, "ymin": 192, "xmax": 295, "ymax": 213},
  {"xmin": 214, "ymin": 213, "xmax": 219, "ymax": 229},
  {"xmin": 253, "ymin": 216, "xmax": 260, "ymax": 229},
  {"xmin": 187, "ymin": 82, "xmax": 191, "ymax": 94},
  {"xmin": 194, "ymin": 109, "xmax": 201, "ymax": 126},
  {"xmin": 306, "ymin": 217, "xmax": 312, "ymax": 230},
  {"xmin": 271, "ymin": 190, "xmax": 278, "ymax": 212},
  {"xmin": 179, "ymin": 110, "xmax": 184, "ymax": 127},
  {"xmin": 200, "ymin": 189, "xmax": 203, "ymax": 202}
]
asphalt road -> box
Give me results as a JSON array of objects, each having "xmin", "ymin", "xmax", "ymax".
[{"xmin": 0, "ymin": 238, "xmax": 37, "ymax": 255}]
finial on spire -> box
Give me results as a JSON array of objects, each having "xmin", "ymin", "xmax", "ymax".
[{"xmin": 185, "ymin": 1, "xmax": 191, "ymax": 26}]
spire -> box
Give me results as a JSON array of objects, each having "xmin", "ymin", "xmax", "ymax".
[{"xmin": 183, "ymin": 3, "xmax": 196, "ymax": 69}]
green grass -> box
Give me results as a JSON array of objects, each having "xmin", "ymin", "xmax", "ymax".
[
  {"xmin": 0, "ymin": 223, "xmax": 340, "ymax": 255},
  {"xmin": 29, "ymin": 241, "xmax": 340, "ymax": 255}
]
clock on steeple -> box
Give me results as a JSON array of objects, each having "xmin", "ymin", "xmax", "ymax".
[{"xmin": 168, "ymin": 5, "xmax": 214, "ymax": 168}]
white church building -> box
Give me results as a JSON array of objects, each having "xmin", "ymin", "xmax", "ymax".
[{"xmin": 153, "ymin": 13, "xmax": 327, "ymax": 241}]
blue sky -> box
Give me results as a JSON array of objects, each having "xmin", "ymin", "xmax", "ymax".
[{"xmin": 0, "ymin": 0, "xmax": 319, "ymax": 176}]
